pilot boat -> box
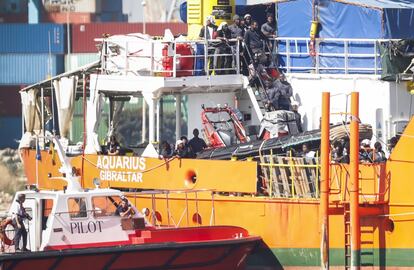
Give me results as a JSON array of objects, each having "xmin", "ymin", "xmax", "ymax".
[{"xmin": 0, "ymin": 138, "xmax": 260, "ymax": 270}]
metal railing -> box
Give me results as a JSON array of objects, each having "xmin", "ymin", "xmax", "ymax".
[
  {"xmin": 100, "ymin": 36, "xmax": 393, "ymax": 77},
  {"xmin": 127, "ymin": 189, "xmax": 216, "ymax": 228},
  {"xmin": 259, "ymin": 154, "xmax": 320, "ymax": 199},
  {"xmin": 272, "ymin": 37, "xmax": 389, "ymax": 74},
  {"xmin": 101, "ymin": 38, "xmax": 242, "ymax": 77}
]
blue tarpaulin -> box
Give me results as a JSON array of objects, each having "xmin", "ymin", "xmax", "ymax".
[
  {"xmin": 277, "ymin": 0, "xmax": 414, "ymax": 39},
  {"xmin": 274, "ymin": 0, "xmax": 414, "ymax": 73}
]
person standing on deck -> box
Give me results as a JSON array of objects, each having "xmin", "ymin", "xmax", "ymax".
[
  {"xmin": 291, "ymin": 101, "xmax": 303, "ymax": 133},
  {"xmin": 11, "ymin": 194, "xmax": 31, "ymax": 252}
]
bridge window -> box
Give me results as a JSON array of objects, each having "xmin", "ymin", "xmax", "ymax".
[
  {"xmin": 92, "ymin": 196, "xmax": 119, "ymax": 217},
  {"xmin": 68, "ymin": 198, "xmax": 88, "ymax": 219}
]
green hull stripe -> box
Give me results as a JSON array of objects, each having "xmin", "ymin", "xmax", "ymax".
[{"xmin": 247, "ymin": 248, "xmax": 414, "ymax": 267}]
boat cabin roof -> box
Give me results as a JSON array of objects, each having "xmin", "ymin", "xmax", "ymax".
[{"xmin": 17, "ymin": 188, "xmax": 123, "ymax": 200}]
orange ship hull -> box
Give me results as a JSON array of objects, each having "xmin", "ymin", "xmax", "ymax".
[{"xmin": 20, "ymin": 118, "xmax": 414, "ymax": 268}]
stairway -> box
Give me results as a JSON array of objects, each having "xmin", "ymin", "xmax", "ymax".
[
  {"xmin": 360, "ymin": 223, "xmax": 375, "ymax": 269},
  {"xmin": 344, "ymin": 203, "xmax": 351, "ymax": 269}
]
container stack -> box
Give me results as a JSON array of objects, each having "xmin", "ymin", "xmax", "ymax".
[{"xmin": 0, "ymin": 23, "xmax": 65, "ymax": 148}]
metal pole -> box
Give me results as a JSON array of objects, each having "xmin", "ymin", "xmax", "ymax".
[
  {"xmin": 350, "ymin": 92, "xmax": 361, "ymax": 269},
  {"xmin": 40, "ymin": 87, "xmax": 45, "ymax": 140},
  {"xmin": 142, "ymin": 99, "xmax": 146, "ymax": 143},
  {"xmin": 66, "ymin": 0, "xmax": 71, "ymax": 68},
  {"xmin": 175, "ymin": 94, "xmax": 182, "ymax": 140},
  {"xmin": 142, "ymin": 1, "xmax": 147, "ymax": 35},
  {"xmin": 320, "ymin": 92, "xmax": 330, "ymax": 270}
]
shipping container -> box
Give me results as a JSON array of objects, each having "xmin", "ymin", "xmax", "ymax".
[
  {"xmin": 0, "ymin": 85, "xmax": 23, "ymax": 117},
  {"xmin": 0, "ymin": 0, "xmax": 27, "ymax": 14},
  {"xmin": 0, "ymin": 23, "xmax": 66, "ymax": 54},
  {"xmin": 42, "ymin": 12, "xmax": 95, "ymax": 24},
  {"xmin": 0, "ymin": 13, "xmax": 28, "ymax": 23},
  {"xmin": 43, "ymin": 0, "xmax": 101, "ymax": 13},
  {"xmin": 71, "ymin": 22, "xmax": 188, "ymax": 53},
  {"xmin": 96, "ymin": 12, "xmax": 128, "ymax": 22},
  {"xmin": 0, "ymin": 54, "xmax": 64, "ymax": 85},
  {"xmin": 0, "ymin": 116, "xmax": 22, "ymax": 149},
  {"xmin": 64, "ymin": 53, "xmax": 100, "ymax": 71},
  {"xmin": 101, "ymin": 0, "xmax": 122, "ymax": 12}
]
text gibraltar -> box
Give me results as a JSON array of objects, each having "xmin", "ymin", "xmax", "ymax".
[{"xmin": 96, "ymin": 156, "xmax": 146, "ymax": 183}]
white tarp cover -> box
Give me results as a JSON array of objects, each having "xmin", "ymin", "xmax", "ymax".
[
  {"xmin": 105, "ymin": 33, "xmax": 165, "ymax": 76},
  {"xmin": 53, "ymin": 76, "xmax": 78, "ymax": 139},
  {"xmin": 21, "ymin": 88, "xmax": 40, "ymax": 134},
  {"xmin": 84, "ymin": 91, "xmax": 104, "ymax": 154}
]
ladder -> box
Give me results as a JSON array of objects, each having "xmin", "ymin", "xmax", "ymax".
[{"xmin": 344, "ymin": 203, "xmax": 351, "ymax": 269}]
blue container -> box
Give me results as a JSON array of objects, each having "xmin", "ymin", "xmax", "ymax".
[
  {"xmin": 194, "ymin": 44, "xmax": 205, "ymax": 76},
  {"xmin": 101, "ymin": 0, "xmax": 122, "ymax": 12},
  {"xmin": 0, "ymin": 54, "xmax": 64, "ymax": 85},
  {"xmin": 0, "ymin": 116, "xmax": 21, "ymax": 149},
  {"xmin": 0, "ymin": 23, "xmax": 65, "ymax": 54}
]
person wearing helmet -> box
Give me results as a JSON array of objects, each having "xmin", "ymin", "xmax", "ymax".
[
  {"xmin": 243, "ymin": 14, "xmax": 252, "ymax": 30},
  {"xmin": 359, "ymin": 139, "xmax": 372, "ymax": 163}
]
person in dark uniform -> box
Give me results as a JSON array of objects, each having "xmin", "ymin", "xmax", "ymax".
[
  {"xmin": 291, "ymin": 101, "xmax": 303, "ymax": 133},
  {"xmin": 188, "ymin": 129, "xmax": 207, "ymax": 154},
  {"xmin": 11, "ymin": 194, "xmax": 31, "ymax": 252},
  {"xmin": 244, "ymin": 20, "xmax": 268, "ymax": 65},
  {"xmin": 215, "ymin": 22, "xmax": 233, "ymax": 74}
]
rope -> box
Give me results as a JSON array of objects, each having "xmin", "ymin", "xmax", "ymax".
[{"xmin": 82, "ymin": 156, "xmax": 176, "ymax": 174}]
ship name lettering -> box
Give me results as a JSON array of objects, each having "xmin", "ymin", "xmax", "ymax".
[
  {"xmin": 97, "ymin": 156, "xmax": 146, "ymax": 171},
  {"xmin": 70, "ymin": 221, "xmax": 104, "ymax": 234}
]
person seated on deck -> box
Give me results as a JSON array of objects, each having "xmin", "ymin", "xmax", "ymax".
[
  {"xmin": 188, "ymin": 128, "xmax": 207, "ymax": 154},
  {"xmin": 369, "ymin": 141, "xmax": 387, "ymax": 163},
  {"xmin": 159, "ymin": 141, "xmax": 173, "ymax": 159},
  {"xmin": 301, "ymin": 143, "xmax": 315, "ymax": 158},
  {"xmin": 359, "ymin": 139, "xmax": 373, "ymax": 163},
  {"xmin": 174, "ymin": 139, "xmax": 195, "ymax": 159},
  {"xmin": 332, "ymin": 141, "xmax": 345, "ymax": 163},
  {"xmin": 116, "ymin": 196, "xmax": 143, "ymax": 219},
  {"xmin": 107, "ymin": 135, "xmax": 121, "ymax": 156}
]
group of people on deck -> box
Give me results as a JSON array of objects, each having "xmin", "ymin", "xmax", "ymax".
[
  {"xmin": 159, "ymin": 128, "xmax": 207, "ymax": 159},
  {"xmin": 296, "ymin": 139, "xmax": 388, "ymax": 164},
  {"xmin": 198, "ymin": 12, "xmax": 276, "ymax": 75}
]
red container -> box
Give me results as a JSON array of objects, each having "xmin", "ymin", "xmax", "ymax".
[
  {"xmin": 43, "ymin": 12, "xmax": 95, "ymax": 24},
  {"xmin": 71, "ymin": 22, "xmax": 188, "ymax": 53},
  {"xmin": 0, "ymin": 13, "xmax": 28, "ymax": 23},
  {"xmin": 176, "ymin": 44, "xmax": 194, "ymax": 77},
  {"xmin": 0, "ymin": 86, "xmax": 24, "ymax": 117}
]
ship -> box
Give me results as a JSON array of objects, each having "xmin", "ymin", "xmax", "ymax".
[
  {"xmin": 11, "ymin": 0, "xmax": 414, "ymax": 269},
  {"xmin": 0, "ymin": 137, "xmax": 260, "ymax": 270}
]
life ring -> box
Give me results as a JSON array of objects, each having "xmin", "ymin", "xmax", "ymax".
[{"xmin": 0, "ymin": 218, "xmax": 14, "ymax": 246}]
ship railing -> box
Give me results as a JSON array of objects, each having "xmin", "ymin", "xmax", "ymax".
[
  {"xmin": 259, "ymin": 154, "xmax": 320, "ymax": 199},
  {"xmin": 329, "ymin": 163, "xmax": 389, "ymax": 204},
  {"xmin": 101, "ymin": 38, "xmax": 242, "ymax": 77},
  {"xmin": 267, "ymin": 37, "xmax": 396, "ymax": 75},
  {"xmin": 126, "ymin": 189, "xmax": 217, "ymax": 228}
]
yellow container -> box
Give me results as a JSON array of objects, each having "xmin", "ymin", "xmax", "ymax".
[
  {"xmin": 187, "ymin": 0, "xmax": 235, "ymax": 39},
  {"xmin": 310, "ymin": 20, "xmax": 319, "ymax": 39}
]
